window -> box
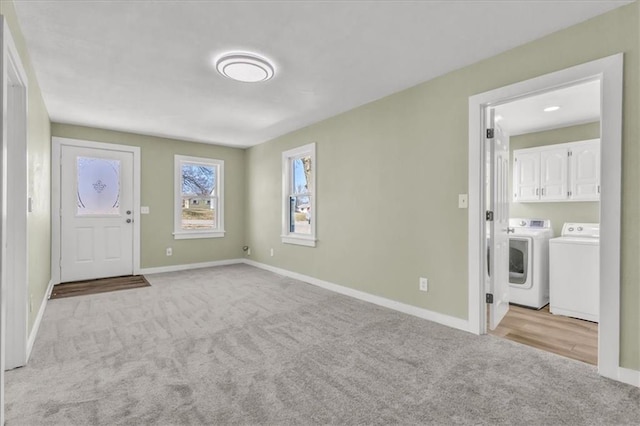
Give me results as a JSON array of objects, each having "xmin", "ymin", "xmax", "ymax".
[
  {"xmin": 282, "ymin": 143, "xmax": 316, "ymax": 246},
  {"xmin": 174, "ymin": 155, "xmax": 224, "ymax": 239}
]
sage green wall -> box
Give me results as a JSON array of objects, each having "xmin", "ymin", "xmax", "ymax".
[
  {"xmin": 51, "ymin": 124, "xmax": 245, "ymax": 268},
  {"xmin": 245, "ymin": 3, "xmax": 639, "ymax": 370},
  {"xmin": 0, "ymin": 2, "xmax": 52, "ymax": 334},
  {"xmin": 509, "ymin": 122, "xmax": 600, "ymax": 237}
]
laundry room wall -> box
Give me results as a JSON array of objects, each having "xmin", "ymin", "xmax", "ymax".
[
  {"xmin": 245, "ymin": 2, "xmax": 639, "ymax": 370},
  {"xmin": 509, "ymin": 122, "xmax": 600, "ymax": 237}
]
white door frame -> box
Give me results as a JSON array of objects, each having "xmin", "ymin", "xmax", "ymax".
[
  {"xmin": 0, "ymin": 16, "xmax": 30, "ymax": 423},
  {"xmin": 52, "ymin": 137, "xmax": 141, "ymax": 284},
  {"xmin": 4, "ymin": 18, "xmax": 28, "ymax": 372},
  {"xmin": 468, "ymin": 54, "xmax": 623, "ymax": 381}
]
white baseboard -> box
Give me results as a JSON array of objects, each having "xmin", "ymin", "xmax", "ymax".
[
  {"xmin": 618, "ymin": 367, "xmax": 640, "ymax": 388},
  {"xmin": 140, "ymin": 258, "xmax": 243, "ymax": 275},
  {"xmin": 26, "ymin": 279, "xmax": 54, "ymax": 361},
  {"xmin": 243, "ymin": 259, "xmax": 470, "ymax": 333}
]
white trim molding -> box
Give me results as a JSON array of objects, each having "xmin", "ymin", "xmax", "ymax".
[
  {"xmin": 51, "ymin": 137, "xmax": 142, "ymax": 284},
  {"xmin": 243, "ymin": 259, "xmax": 470, "ymax": 333},
  {"xmin": 26, "ymin": 280, "xmax": 54, "ymax": 361},
  {"xmin": 617, "ymin": 367, "xmax": 640, "ymax": 388},
  {"xmin": 140, "ymin": 258, "xmax": 243, "ymax": 275},
  {"xmin": 468, "ymin": 54, "xmax": 623, "ymax": 382}
]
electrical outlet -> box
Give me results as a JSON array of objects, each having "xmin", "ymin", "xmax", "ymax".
[
  {"xmin": 419, "ymin": 277, "xmax": 428, "ymax": 292},
  {"xmin": 247, "ymin": 248, "xmax": 251, "ymax": 256},
  {"xmin": 140, "ymin": 206, "xmax": 150, "ymax": 214},
  {"xmin": 166, "ymin": 247, "xmax": 173, "ymax": 256},
  {"xmin": 270, "ymin": 248, "xmax": 274, "ymax": 257}
]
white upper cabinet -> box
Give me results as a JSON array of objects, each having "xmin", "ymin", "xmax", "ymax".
[
  {"xmin": 540, "ymin": 147, "xmax": 569, "ymax": 201},
  {"xmin": 513, "ymin": 139, "xmax": 600, "ymax": 203},
  {"xmin": 513, "ymin": 151, "xmax": 540, "ymax": 201},
  {"xmin": 570, "ymin": 139, "xmax": 601, "ymax": 201}
]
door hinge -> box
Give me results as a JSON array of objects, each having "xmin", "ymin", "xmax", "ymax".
[
  {"xmin": 486, "ymin": 128, "xmax": 495, "ymax": 139},
  {"xmin": 486, "ymin": 211, "xmax": 494, "ymax": 221},
  {"xmin": 486, "ymin": 293, "xmax": 494, "ymax": 304}
]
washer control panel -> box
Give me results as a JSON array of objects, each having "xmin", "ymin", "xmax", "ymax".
[
  {"xmin": 561, "ymin": 223, "xmax": 599, "ymax": 238},
  {"xmin": 509, "ymin": 218, "xmax": 551, "ymax": 229}
]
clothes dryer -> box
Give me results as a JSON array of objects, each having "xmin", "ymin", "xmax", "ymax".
[{"xmin": 508, "ymin": 218, "xmax": 554, "ymax": 309}]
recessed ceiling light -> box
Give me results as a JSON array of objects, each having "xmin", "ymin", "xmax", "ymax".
[
  {"xmin": 543, "ymin": 106, "xmax": 561, "ymax": 112},
  {"xmin": 215, "ymin": 52, "xmax": 275, "ymax": 83}
]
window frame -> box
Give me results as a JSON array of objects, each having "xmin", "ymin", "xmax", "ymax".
[
  {"xmin": 174, "ymin": 155, "xmax": 225, "ymax": 240},
  {"xmin": 281, "ymin": 143, "xmax": 316, "ymax": 247}
]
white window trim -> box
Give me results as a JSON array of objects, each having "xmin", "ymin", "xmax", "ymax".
[
  {"xmin": 174, "ymin": 155, "xmax": 225, "ymax": 239},
  {"xmin": 282, "ymin": 143, "xmax": 316, "ymax": 247}
]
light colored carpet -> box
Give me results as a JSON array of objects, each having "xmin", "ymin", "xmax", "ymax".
[{"xmin": 5, "ymin": 264, "xmax": 640, "ymax": 425}]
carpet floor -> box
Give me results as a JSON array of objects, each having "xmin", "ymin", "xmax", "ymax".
[{"xmin": 5, "ymin": 264, "xmax": 640, "ymax": 425}]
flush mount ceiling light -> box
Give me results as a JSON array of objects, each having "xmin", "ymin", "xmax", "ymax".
[
  {"xmin": 543, "ymin": 105, "xmax": 561, "ymax": 112},
  {"xmin": 215, "ymin": 52, "xmax": 275, "ymax": 83}
]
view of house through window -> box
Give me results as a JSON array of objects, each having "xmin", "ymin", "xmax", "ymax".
[
  {"xmin": 174, "ymin": 155, "xmax": 224, "ymax": 239},
  {"xmin": 180, "ymin": 162, "xmax": 217, "ymax": 230}
]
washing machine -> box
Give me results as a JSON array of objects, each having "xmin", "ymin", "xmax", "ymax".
[
  {"xmin": 508, "ymin": 218, "xmax": 554, "ymax": 309},
  {"xmin": 549, "ymin": 223, "xmax": 599, "ymax": 323}
]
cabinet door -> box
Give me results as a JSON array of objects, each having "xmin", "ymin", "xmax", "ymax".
[
  {"xmin": 570, "ymin": 139, "xmax": 600, "ymax": 201},
  {"xmin": 540, "ymin": 147, "xmax": 569, "ymax": 201},
  {"xmin": 513, "ymin": 151, "xmax": 539, "ymax": 202}
]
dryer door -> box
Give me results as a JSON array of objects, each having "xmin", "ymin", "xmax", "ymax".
[{"xmin": 509, "ymin": 237, "xmax": 531, "ymax": 287}]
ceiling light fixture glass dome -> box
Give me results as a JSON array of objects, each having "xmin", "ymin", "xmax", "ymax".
[{"xmin": 215, "ymin": 52, "xmax": 275, "ymax": 83}]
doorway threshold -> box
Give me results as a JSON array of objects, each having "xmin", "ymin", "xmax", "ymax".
[{"xmin": 489, "ymin": 304, "xmax": 598, "ymax": 365}]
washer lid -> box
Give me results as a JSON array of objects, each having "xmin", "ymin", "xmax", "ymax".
[{"xmin": 550, "ymin": 236, "xmax": 599, "ymax": 245}]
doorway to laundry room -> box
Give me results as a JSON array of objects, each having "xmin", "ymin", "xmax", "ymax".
[{"xmin": 485, "ymin": 80, "xmax": 601, "ymax": 365}]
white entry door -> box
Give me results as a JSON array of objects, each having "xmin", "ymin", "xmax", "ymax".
[
  {"xmin": 488, "ymin": 114, "xmax": 510, "ymax": 330},
  {"xmin": 60, "ymin": 145, "xmax": 134, "ymax": 282}
]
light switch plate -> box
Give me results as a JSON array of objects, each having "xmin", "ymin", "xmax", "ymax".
[
  {"xmin": 458, "ymin": 194, "xmax": 468, "ymax": 209},
  {"xmin": 140, "ymin": 206, "xmax": 150, "ymax": 214}
]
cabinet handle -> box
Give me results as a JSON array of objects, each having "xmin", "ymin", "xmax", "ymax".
[
  {"xmin": 598, "ymin": 185, "xmax": 600, "ymax": 194},
  {"xmin": 536, "ymin": 188, "xmax": 539, "ymax": 196},
  {"xmin": 541, "ymin": 188, "xmax": 545, "ymax": 196}
]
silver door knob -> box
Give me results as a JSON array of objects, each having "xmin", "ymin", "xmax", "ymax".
[
  {"xmin": 126, "ymin": 210, "xmax": 132, "ymax": 215},
  {"xmin": 126, "ymin": 218, "xmax": 132, "ymax": 223}
]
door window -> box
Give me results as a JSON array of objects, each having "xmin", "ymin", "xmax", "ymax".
[{"xmin": 76, "ymin": 156, "xmax": 121, "ymax": 215}]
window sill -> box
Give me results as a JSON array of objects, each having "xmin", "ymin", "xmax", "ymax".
[
  {"xmin": 281, "ymin": 234, "xmax": 316, "ymax": 247},
  {"xmin": 173, "ymin": 230, "xmax": 225, "ymax": 240}
]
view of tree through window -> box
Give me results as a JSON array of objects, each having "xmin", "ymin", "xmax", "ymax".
[
  {"xmin": 290, "ymin": 156, "xmax": 312, "ymax": 234},
  {"xmin": 181, "ymin": 163, "xmax": 216, "ymax": 229}
]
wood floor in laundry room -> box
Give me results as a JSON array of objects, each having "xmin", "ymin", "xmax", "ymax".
[{"xmin": 489, "ymin": 304, "xmax": 598, "ymax": 365}]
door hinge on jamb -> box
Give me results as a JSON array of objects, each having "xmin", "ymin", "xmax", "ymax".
[
  {"xmin": 486, "ymin": 128, "xmax": 495, "ymax": 139},
  {"xmin": 486, "ymin": 293, "xmax": 494, "ymax": 304},
  {"xmin": 486, "ymin": 211, "xmax": 494, "ymax": 221}
]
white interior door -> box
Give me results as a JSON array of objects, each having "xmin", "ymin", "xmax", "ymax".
[
  {"xmin": 488, "ymin": 112, "xmax": 510, "ymax": 330},
  {"xmin": 60, "ymin": 145, "xmax": 134, "ymax": 282}
]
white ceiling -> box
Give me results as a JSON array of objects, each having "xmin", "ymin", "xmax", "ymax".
[
  {"xmin": 13, "ymin": 1, "xmax": 629, "ymax": 147},
  {"xmin": 494, "ymin": 80, "xmax": 601, "ymax": 136}
]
